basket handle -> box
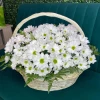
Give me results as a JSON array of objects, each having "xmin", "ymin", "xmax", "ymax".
[{"xmin": 13, "ymin": 12, "xmax": 85, "ymax": 36}]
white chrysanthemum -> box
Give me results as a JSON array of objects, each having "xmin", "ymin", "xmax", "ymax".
[
  {"xmin": 46, "ymin": 24, "xmax": 57, "ymax": 33},
  {"xmin": 55, "ymin": 31, "xmax": 63, "ymax": 37},
  {"xmin": 25, "ymin": 64, "xmax": 34, "ymax": 74},
  {"xmin": 5, "ymin": 23, "xmax": 97, "ymax": 76},
  {"xmin": 73, "ymin": 56, "xmax": 80, "ymax": 64},
  {"xmin": 62, "ymin": 53, "xmax": 71, "ymax": 61},
  {"xmin": 78, "ymin": 35, "xmax": 89, "ymax": 44},
  {"xmin": 65, "ymin": 24, "xmax": 78, "ymax": 35},
  {"xmin": 53, "ymin": 67, "xmax": 62, "ymax": 74},
  {"xmin": 67, "ymin": 41, "xmax": 80, "ymax": 53},
  {"xmin": 88, "ymin": 55, "xmax": 96, "ymax": 64},
  {"xmin": 47, "ymin": 34, "xmax": 55, "ymax": 42},
  {"xmin": 37, "ymin": 68, "xmax": 50, "ymax": 76},
  {"xmin": 10, "ymin": 55, "xmax": 21, "ymax": 69},
  {"xmin": 49, "ymin": 44, "xmax": 60, "ymax": 54},
  {"xmin": 34, "ymin": 53, "xmax": 49, "ymax": 69},
  {"xmin": 58, "ymin": 44, "xmax": 66, "ymax": 54},
  {"xmin": 55, "ymin": 36, "xmax": 66, "ymax": 44},
  {"xmin": 13, "ymin": 43, "xmax": 20, "ymax": 48},
  {"xmin": 27, "ymin": 47, "xmax": 39, "ymax": 60},
  {"xmin": 68, "ymin": 34, "xmax": 80, "ymax": 42},
  {"xmin": 80, "ymin": 48, "xmax": 92, "ymax": 57},
  {"xmin": 50, "ymin": 55, "xmax": 63, "ymax": 69},
  {"xmin": 5, "ymin": 56, "xmax": 10, "ymax": 63},
  {"xmin": 11, "ymin": 55, "xmax": 20, "ymax": 64},
  {"xmin": 21, "ymin": 59, "xmax": 30, "ymax": 67},
  {"xmin": 23, "ymin": 25, "xmax": 36, "ymax": 33},
  {"xmin": 5, "ymin": 37, "xmax": 14, "ymax": 53},
  {"xmin": 58, "ymin": 24, "xmax": 65, "ymax": 31},
  {"xmin": 40, "ymin": 43, "xmax": 50, "ymax": 51},
  {"xmin": 11, "ymin": 63, "xmax": 17, "ymax": 70},
  {"xmin": 63, "ymin": 60, "xmax": 74, "ymax": 68},
  {"xmin": 13, "ymin": 48, "xmax": 23, "ymax": 56},
  {"xmin": 73, "ymin": 56, "xmax": 85, "ymax": 65},
  {"xmin": 77, "ymin": 61, "xmax": 88, "ymax": 70},
  {"xmin": 14, "ymin": 34, "xmax": 25, "ymax": 43}
]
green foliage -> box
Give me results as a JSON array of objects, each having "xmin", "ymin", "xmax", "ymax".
[
  {"xmin": 25, "ymin": 67, "xmax": 82, "ymax": 93},
  {"xmin": 0, "ymin": 55, "xmax": 5, "ymax": 62},
  {"xmin": 0, "ymin": 55, "xmax": 11, "ymax": 70},
  {"xmin": 30, "ymin": 32, "xmax": 36, "ymax": 40},
  {"xmin": 0, "ymin": 54, "xmax": 12, "ymax": 70},
  {"xmin": 3, "ymin": 0, "xmax": 100, "ymax": 28},
  {"xmin": 25, "ymin": 73, "xmax": 40, "ymax": 87},
  {"xmin": 90, "ymin": 45, "xmax": 100, "ymax": 56},
  {"xmin": 19, "ymin": 30, "xmax": 26, "ymax": 36},
  {"xmin": 44, "ymin": 67, "xmax": 82, "ymax": 92},
  {"xmin": 1, "ymin": 61, "xmax": 11, "ymax": 70}
]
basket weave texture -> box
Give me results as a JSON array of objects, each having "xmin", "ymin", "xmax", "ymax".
[{"xmin": 19, "ymin": 70, "xmax": 83, "ymax": 91}]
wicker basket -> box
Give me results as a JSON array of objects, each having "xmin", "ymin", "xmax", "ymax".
[
  {"xmin": 13, "ymin": 12, "xmax": 85, "ymax": 91},
  {"xmin": 18, "ymin": 70, "xmax": 83, "ymax": 91}
]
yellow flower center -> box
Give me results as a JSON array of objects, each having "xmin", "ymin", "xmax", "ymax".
[
  {"xmin": 35, "ymin": 68, "xmax": 37, "ymax": 71},
  {"xmin": 47, "ymin": 68, "xmax": 50, "ymax": 71},
  {"xmin": 60, "ymin": 40, "xmax": 62, "ymax": 43},
  {"xmin": 53, "ymin": 59, "xmax": 58, "ymax": 64},
  {"xmin": 63, "ymin": 54, "xmax": 66, "ymax": 57},
  {"xmin": 82, "ymin": 50, "xmax": 85, "ymax": 53},
  {"xmin": 59, "ymin": 49, "xmax": 62, "ymax": 52},
  {"xmin": 43, "ymin": 33, "xmax": 46, "ymax": 36},
  {"xmin": 65, "ymin": 62, "xmax": 67, "ymax": 65},
  {"xmin": 71, "ymin": 46, "xmax": 76, "ymax": 50},
  {"xmin": 80, "ymin": 64, "xmax": 83, "ymax": 66},
  {"xmin": 32, "ymin": 51, "xmax": 36, "ymax": 55},
  {"xmin": 90, "ymin": 58, "xmax": 93, "ymax": 61},
  {"xmin": 52, "ymin": 48, "xmax": 55, "ymax": 52},
  {"xmin": 50, "ymin": 37, "xmax": 53, "ymax": 40},
  {"xmin": 74, "ymin": 58, "xmax": 78, "ymax": 60},
  {"xmin": 41, "ymin": 70, "xmax": 44, "ymax": 73},
  {"xmin": 40, "ymin": 58, "xmax": 44, "ymax": 64},
  {"xmin": 24, "ymin": 60, "xmax": 28, "ymax": 64},
  {"xmin": 28, "ymin": 66, "xmax": 32, "ymax": 70},
  {"xmin": 43, "ymin": 46, "xmax": 46, "ymax": 49}
]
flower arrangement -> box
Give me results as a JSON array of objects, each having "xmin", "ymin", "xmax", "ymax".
[{"xmin": 0, "ymin": 23, "xmax": 100, "ymax": 92}]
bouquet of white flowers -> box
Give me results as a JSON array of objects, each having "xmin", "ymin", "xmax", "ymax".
[{"xmin": 0, "ymin": 13, "xmax": 99, "ymax": 92}]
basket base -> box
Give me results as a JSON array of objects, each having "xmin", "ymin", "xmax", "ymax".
[
  {"xmin": 21, "ymin": 72, "xmax": 83, "ymax": 91},
  {"xmin": 27, "ymin": 76, "xmax": 78, "ymax": 91}
]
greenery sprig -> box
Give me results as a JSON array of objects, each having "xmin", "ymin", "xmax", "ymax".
[{"xmin": 24, "ymin": 67, "xmax": 83, "ymax": 93}]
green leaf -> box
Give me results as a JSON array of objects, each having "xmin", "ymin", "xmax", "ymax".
[
  {"xmin": 25, "ymin": 73, "xmax": 40, "ymax": 87},
  {"xmin": 1, "ymin": 65, "xmax": 8, "ymax": 71},
  {"xmin": 0, "ymin": 62, "xmax": 5, "ymax": 68},
  {"xmin": 30, "ymin": 32, "xmax": 35, "ymax": 40},
  {"xmin": 19, "ymin": 30, "xmax": 26, "ymax": 36},
  {"xmin": 27, "ymin": 73, "xmax": 39, "ymax": 79},
  {"xmin": 48, "ymin": 80, "xmax": 54, "ymax": 93},
  {"xmin": 24, "ymin": 78, "xmax": 33, "ymax": 87},
  {"xmin": 55, "ymin": 75, "xmax": 63, "ymax": 80},
  {"xmin": 57, "ymin": 68, "xmax": 70, "ymax": 75},
  {"xmin": 44, "ymin": 72, "xmax": 54, "ymax": 81},
  {"xmin": 89, "ymin": 45, "xmax": 100, "ymax": 56},
  {"xmin": 0, "ymin": 55, "xmax": 5, "ymax": 62},
  {"xmin": 0, "ymin": 61, "xmax": 11, "ymax": 71},
  {"xmin": 5, "ymin": 53, "xmax": 11, "ymax": 57}
]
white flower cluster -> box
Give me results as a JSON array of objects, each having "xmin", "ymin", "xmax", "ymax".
[{"xmin": 5, "ymin": 24, "xmax": 96, "ymax": 76}]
